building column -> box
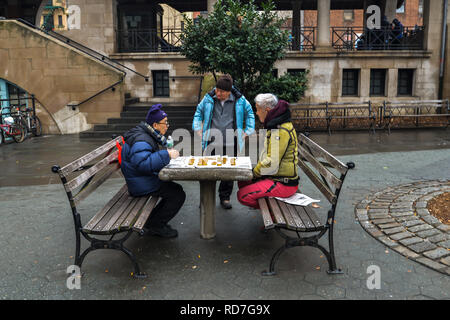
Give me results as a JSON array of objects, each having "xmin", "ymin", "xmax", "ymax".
[
  {"xmin": 207, "ymin": 0, "xmax": 217, "ymax": 14},
  {"xmin": 291, "ymin": 1, "xmax": 302, "ymax": 50},
  {"xmin": 316, "ymin": 0, "xmax": 331, "ymax": 50},
  {"xmin": 384, "ymin": 0, "xmax": 397, "ymax": 23}
]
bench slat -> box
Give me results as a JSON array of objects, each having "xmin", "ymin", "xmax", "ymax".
[
  {"xmin": 299, "ymin": 134, "xmax": 347, "ymax": 175},
  {"xmin": 132, "ymin": 196, "xmax": 160, "ymax": 231},
  {"xmin": 276, "ymin": 200, "xmax": 297, "ymax": 228},
  {"xmin": 73, "ymin": 164, "xmax": 120, "ymax": 206},
  {"xmin": 258, "ymin": 198, "xmax": 275, "ymax": 230},
  {"xmin": 267, "ymin": 198, "xmax": 286, "ymax": 226},
  {"xmin": 113, "ymin": 196, "xmax": 149, "ymax": 231},
  {"xmin": 82, "ymin": 184, "xmax": 129, "ymax": 232},
  {"xmin": 294, "ymin": 205, "xmax": 316, "ymax": 230},
  {"xmin": 298, "ymin": 158, "xmax": 337, "ymax": 204},
  {"xmin": 92, "ymin": 195, "xmax": 135, "ymax": 233},
  {"xmin": 298, "ymin": 144, "xmax": 342, "ymax": 190},
  {"xmin": 64, "ymin": 151, "xmax": 118, "ymax": 193},
  {"xmin": 285, "ymin": 203, "xmax": 307, "ymax": 229},
  {"xmin": 60, "ymin": 137, "xmax": 122, "ymax": 177},
  {"xmin": 101, "ymin": 196, "xmax": 141, "ymax": 232},
  {"xmin": 303, "ymin": 206, "xmax": 323, "ymax": 228}
]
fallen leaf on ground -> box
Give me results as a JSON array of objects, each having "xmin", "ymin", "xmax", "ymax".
[{"xmin": 224, "ymin": 260, "xmax": 229, "ymax": 264}]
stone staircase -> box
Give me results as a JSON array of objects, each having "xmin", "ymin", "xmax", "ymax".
[{"xmin": 80, "ymin": 95, "xmax": 197, "ymax": 139}]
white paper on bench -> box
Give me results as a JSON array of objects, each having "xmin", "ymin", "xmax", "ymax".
[{"xmin": 274, "ymin": 193, "xmax": 320, "ymax": 206}]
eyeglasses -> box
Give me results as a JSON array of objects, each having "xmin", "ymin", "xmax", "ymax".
[{"xmin": 158, "ymin": 121, "xmax": 170, "ymax": 126}]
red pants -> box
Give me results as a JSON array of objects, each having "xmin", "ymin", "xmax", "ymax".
[{"xmin": 237, "ymin": 179, "xmax": 298, "ymax": 209}]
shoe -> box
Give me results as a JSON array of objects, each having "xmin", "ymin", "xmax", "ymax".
[
  {"xmin": 220, "ymin": 199, "xmax": 232, "ymax": 210},
  {"xmin": 144, "ymin": 224, "xmax": 178, "ymax": 238}
]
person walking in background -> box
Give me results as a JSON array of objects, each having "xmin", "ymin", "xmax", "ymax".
[
  {"xmin": 121, "ymin": 104, "xmax": 185, "ymax": 238},
  {"xmin": 192, "ymin": 74, "xmax": 255, "ymax": 209},
  {"xmin": 237, "ymin": 94, "xmax": 299, "ymax": 209}
]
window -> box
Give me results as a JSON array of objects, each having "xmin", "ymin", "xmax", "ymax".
[
  {"xmin": 152, "ymin": 70, "xmax": 170, "ymax": 97},
  {"xmin": 287, "ymin": 69, "xmax": 306, "ymax": 76},
  {"xmin": 58, "ymin": 15, "xmax": 63, "ymax": 28},
  {"xmin": 397, "ymin": 2, "xmax": 405, "ymax": 13},
  {"xmin": 272, "ymin": 69, "xmax": 278, "ymax": 78},
  {"xmin": 342, "ymin": 69, "xmax": 359, "ymax": 96},
  {"xmin": 370, "ymin": 69, "xmax": 387, "ymax": 96},
  {"xmin": 343, "ymin": 10, "xmax": 354, "ymax": 22},
  {"xmin": 398, "ymin": 69, "xmax": 414, "ymax": 96},
  {"xmin": 418, "ymin": 0, "xmax": 423, "ymax": 15}
]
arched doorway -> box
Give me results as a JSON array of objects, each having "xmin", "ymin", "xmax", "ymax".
[{"xmin": 0, "ymin": 78, "xmax": 60, "ymax": 135}]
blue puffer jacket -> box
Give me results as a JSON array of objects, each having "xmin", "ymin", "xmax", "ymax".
[
  {"xmin": 192, "ymin": 87, "xmax": 255, "ymax": 152},
  {"xmin": 120, "ymin": 123, "xmax": 170, "ymax": 196}
]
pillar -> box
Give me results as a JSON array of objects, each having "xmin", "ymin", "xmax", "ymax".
[
  {"xmin": 316, "ymin": 0, "xmax": 331, "ymax": 50},
  {"xmin": 291, "ymin": 1, "xmax": 302, "ymax": 50},
  {"xmin": 384, "ymin": 0, "xmax": 397, "ymax": 23},
  {"xmin": 207, "ymin": 0, "xmax": 217, "ymax": 14}
]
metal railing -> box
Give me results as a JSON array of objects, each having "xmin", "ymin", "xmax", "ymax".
[
  {"xmin": 117, "ymin": 28, "xmax": 183, "ymax": 53},
  {"xmin": 291, "ymin": 99, "xmax": 449, "ymax": 134},
  {"xmin": 283, "ymin": 26, "xmax": 316, "ymax": 51},
  {"xmin": 16, "ymin": 18, "xmax": 148, "ymax": 81},
  {"xmin": 331, "ymin": 26, "xmax": 425, "ymax": 51}
]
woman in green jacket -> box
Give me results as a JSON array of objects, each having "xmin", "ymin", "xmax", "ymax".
[{"xmin": 237, "ymin": 94, "xmax": 299, "ymax": 208}]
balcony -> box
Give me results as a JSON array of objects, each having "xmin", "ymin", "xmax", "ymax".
[
  {"xmin": 116, "ymin": 26, "xmax": 425, "ymax": 53},
  {"xmin": 117, "ymin": 28, "xmax": 182, "ymax": 53},
  {"xmin": 331, "ymin": 26, "xmax": 425, "ymax": 51}
]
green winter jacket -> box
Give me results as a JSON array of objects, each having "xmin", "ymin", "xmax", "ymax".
[{"xmin": 253, "ymin": 121, "xmax": 299, "ymax": 185}]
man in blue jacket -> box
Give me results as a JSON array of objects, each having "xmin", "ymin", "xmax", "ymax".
[
  {"xmin": 121, "ymin": 104, "xmax": 185, "ymax": 238},
  {"xmin": 192, "ymin": 74, "xmax": 255, "ymax": 209}
]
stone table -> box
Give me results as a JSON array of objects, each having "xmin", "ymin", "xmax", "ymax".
[{"xmin": 159, "ymin": 158, "xmax": 253, "ymax": 239}]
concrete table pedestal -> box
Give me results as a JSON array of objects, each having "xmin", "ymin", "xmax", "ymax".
[
  {"xmin": 199, "ymin": 180, "xmax": 216, "ymax": 239},
  {"xmin": 159, "ymin": 164, "xmax": 253, "ymax": 240}
]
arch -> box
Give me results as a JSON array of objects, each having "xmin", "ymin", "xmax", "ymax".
[
  {"xmin": 0, "ymin": 78, "xmax": 62, "ymax": 134},
  {"xmin": 0, "ymin": 20, "xmax": 124, "ymax": 135}
]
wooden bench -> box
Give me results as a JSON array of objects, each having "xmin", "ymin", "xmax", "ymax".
[
  {"xmin": 258, "ymin": 133, "xmax": 353, "ymax": 276},
  {"xmin": 52, "ymin": 136, "xmax": 160, "ymax": 278},
  {"xmin": 383, "ymin": 100, "xmax": 450, "ymax": 134}
]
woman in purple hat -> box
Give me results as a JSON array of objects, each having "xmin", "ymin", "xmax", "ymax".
[{"xmin": 120, "ymin": 104, "xmax": 185, "ymax": 238}]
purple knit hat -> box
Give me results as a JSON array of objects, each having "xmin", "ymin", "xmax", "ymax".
[{"xmin": 146, "ymin": 104, "xmax": 167, "ymax": 125}]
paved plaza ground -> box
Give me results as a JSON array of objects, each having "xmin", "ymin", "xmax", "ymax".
[{"xmin": 0, "ymin": 129, "xmax": 449, "ymax": 300}]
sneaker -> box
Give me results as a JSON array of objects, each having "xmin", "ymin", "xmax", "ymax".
[
  {"xmin": 144, "ymin": 224, "xmax": 178, "ymax": 238},
  {"xmin": 220, "ymin": 199, "xmax": 232, "ymax": 210}
]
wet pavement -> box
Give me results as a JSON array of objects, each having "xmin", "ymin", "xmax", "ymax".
[
  {"xmin": 1, "ymin": 128, "xmax": 449, "ymax": 187},
  {"xmin": 0, "ymin": 128, "xmax": 449, "ymax": 300}
]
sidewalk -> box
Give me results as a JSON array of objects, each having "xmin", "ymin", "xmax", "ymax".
[{"xmin": 0, "ymin": 129, "xmax": 449, "ymax": 300}]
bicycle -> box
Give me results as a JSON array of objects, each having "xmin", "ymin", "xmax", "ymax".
[
  {"xmin": 12, "ymin": 104, "xmax": 42, "ymax": 137},
  {"xmin": 0, "ymin": 111, "xmax": 26, "ymax": 144}
]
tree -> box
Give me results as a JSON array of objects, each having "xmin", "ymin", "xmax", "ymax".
[{"xmin": 180, "ymin": 0, "xmax": 290, "ymax": 98}]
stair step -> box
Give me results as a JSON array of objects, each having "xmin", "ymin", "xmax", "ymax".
[
  {"xmin": 123, "ymin": 106, "xmax": 197, "ymax": 112},
  {"xmin": 109, "ymin": 117, "xmax": 194, "ymax": 124},
  {"xmin": 120, "ymin": 110, "xmax": 196, "ymax": 117},
  {"xmin": 80, "ymin": 128, "xmax": 192, "ymax": 139},
  {"xmin": 125, "ymin": 97, "xmax": 140, "ymax": 105},
  {"xmin": 80, "ymin": 98, "xmax": 195, "ymax": 139}
]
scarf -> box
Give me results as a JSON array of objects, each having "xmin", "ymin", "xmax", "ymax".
[
  {"xmin": 263, "ymin": 100, "xmax": 291, "ymax": 129},
  {"xmin": 142, "ymin": 122, "xmax": 169, "ymax": 147}
]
